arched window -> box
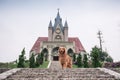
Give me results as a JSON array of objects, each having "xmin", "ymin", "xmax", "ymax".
[
  {"xmin": 55, "ymin": 35, "xmax": 62, "ymax": 41},
  {"xmin": 41, "ymin": 48, "xmax": 48, "ymax": 61},
  {"xmin": 67, "ymin": 48, "xmax": 74, "ymax": 57}
]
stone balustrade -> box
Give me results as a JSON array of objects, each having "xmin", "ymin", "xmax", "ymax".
[
  {"xmin": 0, "ymin": 68, "xmax": 10, "ymax": 74},
  {"xmin": 109, "ymin": 68, "xmax": 120, "ymax": 73}
]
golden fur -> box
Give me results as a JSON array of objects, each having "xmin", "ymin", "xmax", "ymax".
[{"xmin": 58, "ymin": 47, "xmax": 72, "ymax": 69}]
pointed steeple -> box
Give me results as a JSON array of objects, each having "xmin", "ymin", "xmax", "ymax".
[
  {"xmin": 56, "ymin": 8, "xmax": 60, "ymax": 19},
  {"xmin": 48, "ymin": 20, "xmax": 52, "ymax": 27},
  {"xmin": 64, "ymin": 20, "xmax": 68, "ymax": 27},
  {"xmin": 54, "ymin": 8, "xmax": 63, "ymax": 31},
  {"xmin": 55, "ymin": 8, "xmax": 62, "ymax": 22}
]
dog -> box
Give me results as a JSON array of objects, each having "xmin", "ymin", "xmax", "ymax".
[{"xmin": 58, "ymin": 47, "xmax": 72, "ymax": 69}]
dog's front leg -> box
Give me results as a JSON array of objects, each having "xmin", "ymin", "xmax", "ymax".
[{"xmin": 62, "ymin": 63, "xmax": 67, "ymax": 69}]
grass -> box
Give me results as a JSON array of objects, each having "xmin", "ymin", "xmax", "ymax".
[
  {"xmin": 0, "ymin": 62, "xmax": 17, "ymax": 68},
  {"xmin": 38, "ymin": 61, "xmax": 49, "ymax": 68},
  {"xmin": 72, "ymin": 64, "xmax": 78, "ymax": 68},
  {"xmin": 8, "ymin": 63, "xmax": 17, "ymax": 68},
  {"xmin": 0, "ymin": 61, "xmax": 49, "ymax": 68}
]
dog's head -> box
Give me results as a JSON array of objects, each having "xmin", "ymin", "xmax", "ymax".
[{"xmin": 58, "ymin": 47, "xmax": 66, "ymax": 55}]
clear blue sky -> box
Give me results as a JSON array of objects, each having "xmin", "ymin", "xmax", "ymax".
[{"xmin": 0, "ymin": 0, "xmax": 120, "ymax": 62}]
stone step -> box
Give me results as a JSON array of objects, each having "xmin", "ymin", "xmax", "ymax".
[
  {"xmin": 5, "ymin": 78, "xmax": 116, "ymax": 80},
  {"xmin": 5, "ymin": 77, "xmax": 116, "ymax": 80},
  {"xmin": 5, "ymin": 68, "xmax": 116, "ymax": 80},
  {"xmin": 2, "ymin": 61, "xmax": 119, "ymax": 80}
]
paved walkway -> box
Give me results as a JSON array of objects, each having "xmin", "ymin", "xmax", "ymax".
[{"xmin": 49, "ymin": 61, "xmax": 62, "ymax": 70}]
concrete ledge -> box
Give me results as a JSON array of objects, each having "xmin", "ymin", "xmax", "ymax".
[
  {"xmin": 98, "ymin": 68, "xmax": 120, "ymax": 79},
  {"xmin": 0, "ymin": 68, "xmax": 21, "ymax": 80},
  {"xmin": 47, "ymin": 61, "xmax": 51, "ymax": 68}
]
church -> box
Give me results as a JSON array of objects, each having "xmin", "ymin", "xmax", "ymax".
[{"xmin": 30, "ymin": 10, "xmax": 86, "ymax": 61}]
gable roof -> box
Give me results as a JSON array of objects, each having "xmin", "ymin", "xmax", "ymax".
[
  {"xmin": 30, "ymin": 37, "xmax": 85, "ymax": 54},
  {"xmin": 68, "ymin": 37, "xmax": 85, "ymax": 53}
]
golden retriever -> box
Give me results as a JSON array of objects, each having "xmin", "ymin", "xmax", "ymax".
[{"xmin": 58, "ymin": 47, "xmax": 72, "ymax": 69}]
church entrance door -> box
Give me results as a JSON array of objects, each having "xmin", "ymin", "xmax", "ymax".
[
  {"xmin": 53, "ymin": 56, "xmax": 59, "ymax": 61},
  {"xmin": 52, "ymin": 47, "xmax": 59, "ymax": 61}
]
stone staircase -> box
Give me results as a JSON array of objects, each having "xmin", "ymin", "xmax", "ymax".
[
  {"xmin": 1, "ymin": 61, "xmax": 120, "ymax": 80},
  {"xmin": 4, "ymin": 68, "xmax": 117, "ymax": 80}
]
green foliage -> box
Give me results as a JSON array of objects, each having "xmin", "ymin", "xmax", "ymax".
[
  {"xmin": 99, "ymin": 51, "xmax": 108, "ymax": 62},
  {"xmin": 106, "ymin": 56, "xmax": 113, "ymax": 62},
  {"xmin": 39, "ymin": 52, "xmax": 44, "ymax": 65},
  {"xmin": 29, "ymin": 53, "xmax": 36, "ymax": 68},
  {"xmin": 0, "ymin": 62, "xmax": 17, "ymax": 68},
  {"xmin": 35, "ymin": 52, "xmax": 45, "ymax": 67},
  {"xmin": 90, "ymin": 45, "xmax": 113, "ymax": 68},
  {"xmin": 72, "ymin": 64, "xmax": 78, "ymax": 68},
  {"xmin": 90, "ymin": 46, "xmax": 101, "ymax": 68},
  {"xmin": 83, "ymin": 54, "xmax": 89, "ymax": 68},
  {"xmin": 38, "ymin": 61, "xmax": 49, "ymax": 68},
  {"xmin": 0, "ymin": 60, "xmax": 30, "ymax": 68},
  {"xmin": 24, "ymin": 60, "xmax": 29, "ymax": 68},
  {"xmin": 73, "ymin": 53, "xmax": 76, "ymax": 62},
  {"xmin": 92, "ymin": 46, "xmax": 113, "ymax": 63},
  {"xmin": 35, "ymin": 53, "xmax": 41, "ymax": 67},
  {"xmin": 17, "ymin": 48, "xmax": 25, "ymax": 68},
  {"xmin": 77, "ymin": 53, "xmax": 82, "ymax": 67}
]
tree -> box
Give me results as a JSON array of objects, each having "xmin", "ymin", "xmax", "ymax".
[
  {"xmin": 73, "ymin": 53, "xmax": 76, "ymax": 62},
  {"xmin": 90, "ymin": 46, "xmax": 101, "ymax": 68},
  {"xmin": 29, "ymin": 53, "xmax": 36, "ymax": 68},
  {"xmin": 77, "ymin": 53, "xmax": 82, "ymax": 67},
  {"xmin": 99, "ymin": 51, "xmax": 113, "ymax": 62},
  {"xmin": 97, "ymin": 30, "xmax": 113, "ymax": 62},
  {"xmin": 17, "ymin": 48, "xmax": 25, "ymax": 68},
  {"xmin": 39, "ymin": 52, "xmax": 44, "ymax": 65},
  {"xmin": 106, "ymin": 56, "xmax": 113, "ymax": 62},
  {"xmin": 99, "ymin": 51, "xmax": 107, "ymax": 62},
  {"xmin": 35, "ymin": 53, "xmax": 41, "ymax": 67},
  {"xmin": 83, "ymin": 54, "xmax": 89, "ymax": 68}
]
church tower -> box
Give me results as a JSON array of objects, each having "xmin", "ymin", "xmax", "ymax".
[
  {"xmin": 30, "ymin": 10, "xmax": 86, "ymax": 61},
  {"xmin": 48, "ymin": 10, "xmax": 68, "ymax": 42}
]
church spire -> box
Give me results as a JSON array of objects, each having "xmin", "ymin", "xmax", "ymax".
[
  {"xmin": 48, "ymin": 20, "xmax": 52, "ymax": 27},
  {"xmin": 56, "ymin": 8, "xmax": 61, "ymax": 20},
  {"xmin": 54, "ymin": 9, "xmax": 63, "ymax": 32},
  {"xmin": 64, "ymin": 20, "xmax": 68, "ymax": 27}
]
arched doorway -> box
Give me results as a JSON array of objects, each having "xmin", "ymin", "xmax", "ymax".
[
  {"xmin": 41, "ymin": 48, "xmax": 48, "ymax": 61},
  {"xmin": 67, "ymin": 48, "xmax": 74, "ymax": 57},
  {"xmin": 52, "ymin": 47, "xmax": 59, "ymax": 61}
]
